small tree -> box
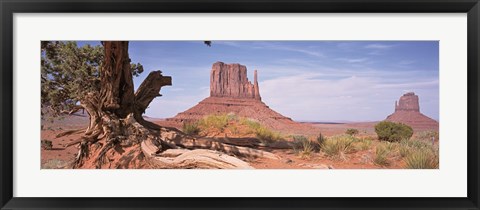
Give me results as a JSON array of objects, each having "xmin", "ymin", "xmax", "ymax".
[
  {"xmin": 375, "ymin": 121, "xmax": 413, "ymax": 142},
  {"xmin": 42, "ymin": 41, "xmax": 253, "ymax": 169},
  {"xmin": 41, "ymin": 41, "xmax": 144, "ymax": 117}
]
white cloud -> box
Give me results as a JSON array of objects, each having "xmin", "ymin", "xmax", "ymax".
[
  {"xmin": 259, "ymin": 71, "xmax": 438, "ymax": 122},
  {"xmin": 365, "ymin": 43, "xmax": 396, "ymax": 49},
  {"xmin": 337, "ymin": 57, "xmax": 369, "ymax": 63},
  {"xmin": 217, "ymin": 41, "xmax": 325, "ymax": 58}
]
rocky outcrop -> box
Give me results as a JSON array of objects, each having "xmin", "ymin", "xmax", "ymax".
[
  {"xmin": 395, "ymin": 92, "xmax": 419, "ymax": 112},
  {"xmin": 210, "ymin": 62, "xmax": 261, "ymax": 100},
  {"xmin": 170, "ymin": 62, "xmax": 317, "ymax": 135},
  {"xmin": 386, "ymin": 92, "xmax": 438, "ymax": 131}
]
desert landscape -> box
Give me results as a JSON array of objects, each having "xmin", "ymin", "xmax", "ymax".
[{"xmin": 41, "ymin": 41, "xmax": 439, "ymax": 169}]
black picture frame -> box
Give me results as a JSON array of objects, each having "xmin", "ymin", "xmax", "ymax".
[{"xmin": 1, "ymin": 0, "xmax": 479, "ymax": 209}]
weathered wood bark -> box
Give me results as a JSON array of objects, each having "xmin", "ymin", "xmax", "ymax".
[
  {"xmin": 99, "ymin": 41, "xmax": 135, "ymax": 118},
  {"xmin": 71, "ymin": 41, "xmax": 254, "ymax": 169},
  {"xmin": 133, "ymin": 70, "xmax": 172, "ymax": 129}
]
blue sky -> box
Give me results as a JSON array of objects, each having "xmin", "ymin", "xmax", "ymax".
[{"xmin": 78, "ymin": 41, "xmax": 439, "ymax": 122}]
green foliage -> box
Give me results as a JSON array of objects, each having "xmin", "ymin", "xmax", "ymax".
[
  {"xmin": 292, "ymin": 135, "xmax": 315, "ymax": 157},
  {"xmin": 321, "ymin": 135, "xmax": 355, "ymax": 157},
  {"xmin": 345, "ymin": 128, "xmax": 359, "ymax": 136},
  {"xmin": 240, "ymin": 118, "xmax": 261, "ymax": 132},
  {"xmin": 415, "ymin": 130, "xmax": 439, "ymax": 142},
  {"xmin": 198, "ymin": 114, "xmax": 230, "ymax": 132},
  {"xmin": 399, "ymin": 144, "xmax": 411, "ymax": 157},
  {"xmin": 399, "ymin": 138, "xmax": 439, "ymax": 169},
  {"xmin": 374, "ymin": 145, "xmax": 390, "ymax": 166},
  {"xmin": 240, "ymin": 118, "xmax": 283, "ymax": 143},
  {"xmin": 255, "ymin": 126, "xmax": 283, "ymax": 143},
  {"xmin": 404, "ymin": 148, "xmax": 438, "ymax": 169},
  {"xmin": 41, "ymin": 41, "xmax": 144, "ymax": 116},
  {"xmin": 41, "ymin": 139, "xmax": 53, "ymax": 150},
  {"xmin": 182, "ymin": 122, "xmax": 200, "ymax": 136},
  {"xmin": 356, "ymin": 138, "xmax": 372, "ymax": 151},
  {"xmin": 314, "ymin": 133, "xmax": 326, "ymax": 150},
  {"xmin": 196, "ymin": 114, "xmax": 284, "ymax": 144},
  {"xmin": 400, "ymin": 138, "xmax": 432, "ymax": 150},
  {"xmin": 375, "ymin": 121, "xmax": 413, "ymax": 142}
]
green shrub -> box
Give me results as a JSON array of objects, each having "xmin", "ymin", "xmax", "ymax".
[
  {"xmin": 182, "ymin": 122, "xmax": 201, "ymax": 136},
  {"xmin": 415, "ymin": 130, "xmax": 439, "ymax": 142},
  {"xmin": 404, "ymin": 148, "xmax": 438, "ymax": 169},
  {"xmin": 292, "ymin": 135, "xmax": 314, "ymax": 157},
  {"xmin": 198, "ymin": 114, "xmax": 229, "ymax": 131},
  {"xmin": 240, "ymin": 118, "xmax": 261, "ymax": 134},
  {"xmin": 322, "ymin": 135, "xmax": 355, "ymax": 157},
  {"xmin": 314, "ymin": 133, "xmax": 326, "ymax": 151},
  {"xmin": 374, "ymin": 145, "xmax": 390, "ymax": 166},
  {"xmin": 345, "ymin": 128, "xmax": 359, "ymax": 136},
  {"xmin": 41, "ymin": 139, "xmax": 53, "ymax": 150},
  {"xmin": 400, "ymin": 138, "xmax": 431, "ymax": 150},
  {"xmin": 384, "ymin": 141, "xmax": 398, "ymax": 151},
  {"xmin": 399, "ymin": 144, "xmax": 411, "ymax": 157},
  {"xmin": 356, "ymin": 139, "xmax": 372, "ymax": 151},
  {"xmin": 255, "ymin": 126, "xmax": 283, "ymax": 143},
  {"xmin": 375, "ymin": 121, "xmax": 413, "ymax": 142}
]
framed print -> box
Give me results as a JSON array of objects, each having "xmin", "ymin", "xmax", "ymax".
[{"xmin": 1, "ymin": 0, "xmax": 479, "ymax": 209}]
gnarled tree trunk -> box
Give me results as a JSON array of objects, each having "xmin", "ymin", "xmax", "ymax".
[{"xmin": 71, "ymin": 41, "xmax": 253, "ymax": 169}]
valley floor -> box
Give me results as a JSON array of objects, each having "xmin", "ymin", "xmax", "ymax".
[{"xmin": 41, "ymin": 115, "xmax": 438, "ymax": 169}]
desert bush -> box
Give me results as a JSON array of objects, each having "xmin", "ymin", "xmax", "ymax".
[
  {"xmin": 404, "ymin": 148, "xmax": 438, "ymax": 169},
  {"xmin": 356, "ymin": 139, "xmax": 372, "ymax": 151},
  {"xmin": 399, "ymin": 144, "xmax": 411, "ymax": 157},
  {"xmin": 182, "ymin": 122, "xmax": 201, "ymax": 136},
  {"xmin": 292, "ymin": 135, "xmax": 315, "ymax": 157},
  {"xmin": 239, "ymin": 118, "xmax": 283, "ymax": 142},
  {"xmin": 198, "ymin": 114, "xmax": 230, "ymax": 131},
  {"xmin": 229, "ymin": 125, "xmax": 239, "ymax": 135},
  {"xmin": 240, "ymin": 118, "xmax": 261, "ymax": 133},
  {"xmin": 375, "ymin": 121, "xmax": 413, "ymax": 142},
  {"xmin": 400, "ymin": 138, "xmax": 431, "ymax": 150},
  {"xmin": 255, "ymin": 126, "xmax": 283, "ymax": 143},
  {"xmin": 415, "ymin": 130, "xmax": 439, "ymax": 142},
  {"xmin": 384, "ymin": 141, "xmax": 398, "ymax": 151},
  {"xmin": 374, "ymin": 145, "xmax": 390, "ymax": 166},
  {"xmin": 41, "ymin": 139, "xmax": 53, "ymax": 150},
  {"xmin": 345, "ymin": 128, "xmax": 359, "ymax": 136},
  {"xmin": 226, "ymin": 112, "xmax": 239, "ymax": 121},
  {"xmin": 322, "ymin": 135, "xmax": 355, "ymax": 157},
  {"xmin": 314, "ymin": 133, "xmax": 326, "ymax": 151}
]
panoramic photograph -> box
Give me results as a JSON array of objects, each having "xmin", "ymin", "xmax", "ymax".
[{"xmin": 41, "ymin": 41, "xmax": 439, "ymax": 169}]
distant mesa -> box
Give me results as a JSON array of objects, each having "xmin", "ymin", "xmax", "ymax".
[
  {"xmin": 169, "ymin": 62, "xmax": 314, "ymax": 134},
  {"xmin": 385, "ymin": 92, "xmax": 438, "ymax": 131}
]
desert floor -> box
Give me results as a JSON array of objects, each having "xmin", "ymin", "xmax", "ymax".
[{"xmin": 41, "ymin": 114, "xmax": 437, "ymax": 169}]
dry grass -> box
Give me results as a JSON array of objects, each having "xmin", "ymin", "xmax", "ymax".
[
  {"xmin": 321, "ymin": 135, "xmax": 355, "ymax": 158},
  {"xmin": 374, "ymin": 144, "xmax": 390, "ymax": 166}
]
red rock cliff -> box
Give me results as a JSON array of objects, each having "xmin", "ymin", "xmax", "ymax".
[
  {"xmin": 210, "ymin": 62, "xmax": 261, "ymax": 100},
  {"xmin": 395, "ymin": 92, "xmax": 420, "ymax": 112},
  {"xmin": 386, "ymin": 92, "xmax": 438, "ymax": 131}
]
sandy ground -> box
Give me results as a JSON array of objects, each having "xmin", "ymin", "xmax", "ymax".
[{"xmin": 41, "ymin": 115, "xmax": 424, "ymax": 169}]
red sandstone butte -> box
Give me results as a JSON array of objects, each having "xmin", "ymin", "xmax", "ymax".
[
  {"xmin": 169, "ymin": 62, "xmax": 316, "ymax": 134},
  {"xmin": 210, "ymin": 62, "xmax": 261, "ymax": 100},
  {"xmin": 385, "ymin": 92, "xmax": 439, "ymax": 131}
]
